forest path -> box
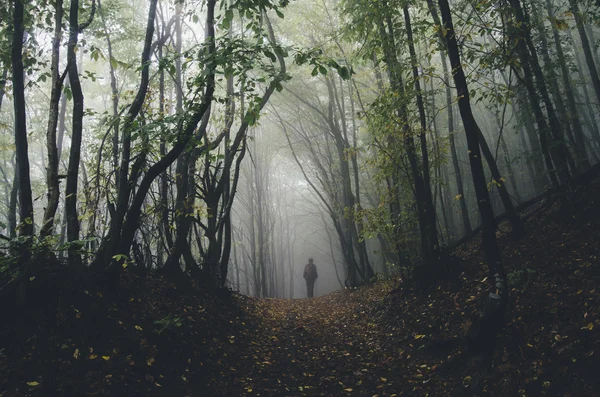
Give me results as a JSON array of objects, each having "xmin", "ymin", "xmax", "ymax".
[{"xmin": 230, "ymin": 286, "xmax": 405, "ymax": 397}]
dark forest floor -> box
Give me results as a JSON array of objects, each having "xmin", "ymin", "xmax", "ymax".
[{"xmin": 2, "ymin": 175, "xmax": 600, "ymax": 396}]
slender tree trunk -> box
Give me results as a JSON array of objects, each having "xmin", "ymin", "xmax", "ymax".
[
  {"xmin": 585, "ymin": 24, "xmax": 600, "ymax": 67},
  {"xmin": 12, "ymin": 0, "xmax": 35, "ymax": 237},
  {"xmin": 498, "ymin": 134, "xmax": 521, "ymax": 203},
  {"xmin": 567, "ymin": 27, "xmax": 600, "ymax": 150},
  {"xmin": 0, "ymin": 66, "xmax": 7, "ymax": 112},
  {"xmin": 477, "ymin": 129, "xmax": 522, "ymax": 238},
  {"xmin": 428, "ymin": 74, "xmax": 455, "ymax": 238},
  {"xmin": 57, "ymin": 78, "xmax": 69, "ymax": 162},
  {"xmin": 514, "ymin": 88, "xmax": 548, "ymax": 192},
  {"xmin": 378, "ymin": 11, "xmax": 434, "ymax": 270},
  {"xmin": 98, "ymin": 0, "xmax": 120, "ymax": 172},
  {"xmin": 507, "ymin": 0, "xmax": 572, "ymax": 188},
  {"xmin": 518, "ymin": 126, "xmax": 537, "ymax": 196},
  {"xmin": 531, "ymin": 4, "xmax": 582, "ymax": 168},
  {"xmin": 165, "ymin": 0, "xmax": 187, "ymax": 273},
  {"xmin": 546, "ymin": 0, "xmax": 591, "ymax": 165},
  {"xmin": 66, "ymin": 0, "xmax": 95, "ymax": 266},
  {"xmin": 164, "ymin": 151, "xmax": 191, "ymax": 273},
  {"xmin": 570, "ymin": 0, "xmax": 600, "ymax": 106},
  {"xmin": 404, "ymin": 6, "xmax": 439, "ymax": 256},
  {"xmin": 438, "ymin": 0, "xmax": 508, "ymax": 351},
  {"xmin": 512, "ymin": 44, "xmax": 562, "ymax": 188},
  {"xmin": 348, "ymin": 79, "xmax": 373, "ymax": 281},
  {"xmin": 427, "ymin": 0, "xmax": 472, "ymax": 237},
  {"xmin": 109, "ymin": 0, "xmax": 158, "ymax": 268},
  {"xmin": 157, "ymin": 38, "xmax": 173, "ymax": 260},
  {"xmin": 9, "ymin": 165, "xmax": 19, "ymax": 238},
  {"xmin": 41, "ymin": 0, "xmax": 65, "ymax": 237}
]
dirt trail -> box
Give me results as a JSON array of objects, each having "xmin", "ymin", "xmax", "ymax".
[{"xmin": 229, "ymin": 290, "xmax": 401, "ymax": 397}]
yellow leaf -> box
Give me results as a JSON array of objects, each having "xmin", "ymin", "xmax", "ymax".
[
  {"xmin": 344, "ymin": 388, "xmax": 353, "ymax": 392},
  {"xmin": 89, "ymin": 354, "xmax": 98, "ymax": 360},
  {"xmin": 102, "ymin": 356, "xmax": 110, "ymax": 361},
  {"xmin": 135, "ymin": 325, "xmax": 143, "ymax": 331},
  {"xmin": 414, "ymin": 334, "xmax": 426, "ymax": 339},
  {"xmin": 584, "ymin": 323, "xmax": 594, "ymax": 331},
  {"xmin": 380, "ymin": 377, "xmax": 387, "ymax": 382},
  {"xmin": 27, "ymin": 381, "xmax": 40, "ymax": 387},
  {"xmin": 73, "ymin": 348, "xmax": 80, "ymax": 359},
  {"xmin": 454, "ymin": 194, "xmax": 463, "ymax": 201}
]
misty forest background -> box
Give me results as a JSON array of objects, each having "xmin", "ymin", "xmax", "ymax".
[{"xmin": 2, "ymin": 0, "xmax": 600, "ymax": 302}]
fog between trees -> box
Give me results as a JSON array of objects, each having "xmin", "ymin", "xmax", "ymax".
[{"xmin": 1, "ymin": 0, "xmax": 599, "ymax": 301}]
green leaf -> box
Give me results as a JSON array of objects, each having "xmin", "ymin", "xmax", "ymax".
[
  {"xmin": 274, "ymin": 46, "xmax": 287, "ymax": 58},
  {"xmin": 110, "ymin": 56, "xmax": 119, "ymax": 69},
  {"xmin": 264, "ymin": 50, "xmax": 276, "ymax": 62},
  {"xmin": 338, "ymin": 66, "xmax": 350, "ymax": 80},
  {"xmin": 272, "ymin": 81, "xmax": 283, "ymax": 92},
  {"xmin": 318, "ymin": 65, "xmax": 327, "ymax": 75}
]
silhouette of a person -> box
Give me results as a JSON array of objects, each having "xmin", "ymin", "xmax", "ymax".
[{"xmin": 303, "ymin": 258, "xmax": 318, "ymax": 298}]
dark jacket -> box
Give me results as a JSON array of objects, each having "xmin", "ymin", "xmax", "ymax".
[{"xmin": 303, "ymin": 263, "xmax": 318, "ymax": 281}]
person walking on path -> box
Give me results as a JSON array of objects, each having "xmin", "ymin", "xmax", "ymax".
[{"xmin": 303, "ymin": 258, "xmax": 318, "ymax": 298}]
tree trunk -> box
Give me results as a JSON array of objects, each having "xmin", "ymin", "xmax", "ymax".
[
  {"xmin": 66, "ymin": 0, "xmax": 95, "ymax": 266},
  {"xmin": 546, "ymin": 0, "xmax": 591, "ymax": 165},
  {"xmin": 498, "ymin": 134, "xmax": 521, "ymax": 203},
  {"xmin": 377, "ymin": 11, "xmax": 435, "ymax": 270},
  {"xmin": 570, "ymin": 0, "xmax": 600, "ymax": 106},
  {"xmin": 507, "ymin": 0, "xmax": 572, "ymax": 189},
  {"xmin": 514, "ymin": 88, "xmax": 549, "ymax": 192},
  {"xmin": 566, "ymin": 27, "xmax": 600, "ymax": 151},
  {"xmin": 0, "ymin": 66, "xmax": 7, "ymax": 112},
  {"xmin": 404, "ymin": 6, "xmax": 439, "ymax": 257},
  {"xmin": 476, "ymin": 128, "xmax": 522, "ymax": 238},
  {"xmin": 348, "ymin": 78, "xmax": 374, "ymax": 281},
  {"xmin": 9, "ymin": 164, "xmax": 19, "ymax": 238},
  {"xmin": 11, "ymin": 0, "xmax": 35, "ymax": 237},
  {"xmin": 57, "ymin": 78, "xmax": 69, "ymax": 162},
  {"xmin": 98, "ymin": 0, "xmax": 120, "ymax": 172},
  {"xmin": 438, "ymin": 0, "xmax": 508, "ymax": 352},
  {"xmin": 108, "ymin": 0, "xmax": 159, "ymax": 270},
  {"xmin": 427, "ymin": 0, "xmax": 472, "ymax": 237},
  {"xmin": 164, "ymin": 0, "xmax": 187, "ymax": 273},
  {"xmin": 510, "ymin": 39, "xmax": 562, "ymax": 188},
  {"xmin": 41, "ymin": 0, "xmax": 65, "ymax": 237},
  {"xmin": 535, "ymin": 1, "xmax": 589, "ymax": 170}
]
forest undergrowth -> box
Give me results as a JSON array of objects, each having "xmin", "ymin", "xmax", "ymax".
[{"xmin": 1, "ymin": 174, "xmax": 600, "ymax": 396}]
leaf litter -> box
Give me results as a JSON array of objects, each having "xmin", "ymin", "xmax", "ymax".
[{"xmin": 1, "ymin": 175, "xmax": 600, "ymax": 396}]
